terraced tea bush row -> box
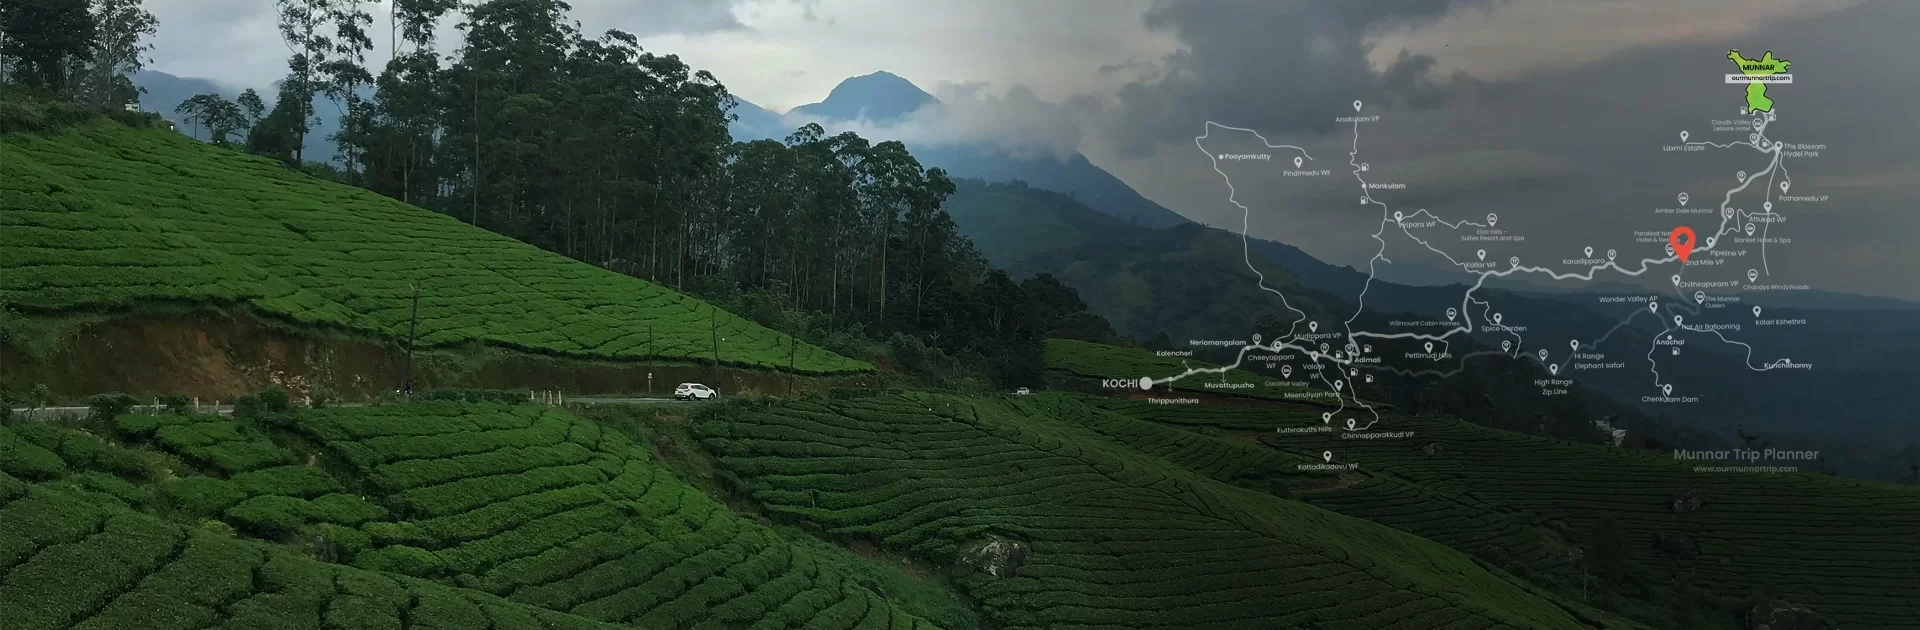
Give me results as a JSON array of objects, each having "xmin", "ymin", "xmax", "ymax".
[
  {"xmin": 0, "ymin": 470, "xmax": 628, "ymax": 630},
  {"xmin": 0, "ymin": 121, "xmax": 868, "ymax": 374},
  {"xmin": 290, "ymin": 403, "xmax": 954, "ymax": 629},
  {"xmin": 696, "ymin": 394, "xmax": 1632, "ymax": 630},
  {"xmin": 1097, "ymin": 401, "xmax": 1920, "ymax": 627}
]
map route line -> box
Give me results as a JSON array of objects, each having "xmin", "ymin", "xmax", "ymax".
[{"xmin": 1162, "ymin": 94, "xmax": 1799, "ymax": 424}]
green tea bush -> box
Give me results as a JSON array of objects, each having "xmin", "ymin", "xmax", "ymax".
[
  {"xmin": 0, "ymin": 425, "xmax": 67, "ymax": 481},
  {"xmin": 162, "ymin": 476, "xmax": 250, "ymax": 517},
  {"xmin": 231, "ymin": 466, "xmax": 344, "ymax": 498},
  {"xmin": 224, "ymin": 495, "xmax": 313, "ymax": 538}
]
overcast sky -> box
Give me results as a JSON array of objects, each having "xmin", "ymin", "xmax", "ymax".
[{"xmin": 144, "ymin": 0, "xmax": 1916, "ymax": 300}]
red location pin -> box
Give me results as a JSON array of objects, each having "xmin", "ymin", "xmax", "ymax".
[{"xmin": 1669, "ymin": 226, "xmax": 1696, "ymax": 263}]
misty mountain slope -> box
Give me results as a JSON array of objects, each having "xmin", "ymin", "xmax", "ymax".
[{"xmin": 730, "ymin": 72, "xmax": 1191, "ymax": 227}]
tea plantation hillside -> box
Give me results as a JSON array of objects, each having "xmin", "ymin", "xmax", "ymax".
[
  {"xmin": 1089, "ymin": 398, "xmax": 1920, "ymax": 628},
  {"xmin": 0, "ymin": 118, "xmax": 868, "ymax": 374},
  {"xmin": 692, "ymin": 393, "xmax": 1642, "ymax": 629},
  {"xmin": 0, "ymin": 401, "xmax": 968, "ymax": 629}
]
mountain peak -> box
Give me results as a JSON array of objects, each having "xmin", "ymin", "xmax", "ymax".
[{"xmin": 788, "ymin": 70, "xmax": 937, "ymax": 123}]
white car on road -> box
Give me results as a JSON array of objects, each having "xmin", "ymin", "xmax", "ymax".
[{"xmin": 674, "ymin": 383, "xmax": 719, "ymax": 401}]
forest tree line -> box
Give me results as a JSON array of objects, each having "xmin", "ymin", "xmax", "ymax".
[{"xmin": 0, "ymin": 0, "xmax": 1123, "ymax": 387}]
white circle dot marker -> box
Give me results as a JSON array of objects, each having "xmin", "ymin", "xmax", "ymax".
[
  {"xmin": 1747, "ymin": 269, "xmax": 1758, "ymax": 282},
  {"xmin": 1493, "ymin": 313, "xmax": 1503, "ymax": 325},
  {"xmin": 1694, "ymin": 290, "xmax": 1706, "ymax": 304},
  {"xmin": 1424, "ymin": 342, "xmax": 1434, "ymax": 353},
  {"xmin": 1487, "ymin": 213, "xmax": 1498, "ymax": 227},
  {"xmin": 1334, "ymin": 380, "xmax": 1343, "ymax": 390},
  {"xmin": 1445, "ymin": 308, "xmax": 1457, "ymax": 321},
  {"xmin": 1323, "ymin": 451, "xmax": 1333, "ymax": 462},
  {"xmin": 1139, "ymin": 376, "xmax": 1153, "ymax": 390},
  {"xmin": 1501, "ymin": 340, "xmax": 1511, "ymax": 352},
  {"xmin": 1353, "ymin": 100, "xmax": 1362, "ymax": 112},
  {"xmin": 1394, "ymin": 210, "xmax": 1403, "ymax": 222},
  {"xmin": 1570, "ymin": 339, "xmax": 1579, "ymax": 350},
  {"xmin": 1753, "ymin": 305, "xmax": 1762, "ymax": 317},
  {"xmin": 1706, "ymin": 236, "xmax": 1716, "ymax": 247},
  {"xmin": 1679, "ymin": 130, "xmax": 1689, "ymax": 142},
  {"xmin": 1737, "ymin": 171, "xmax": 1747, "ymax": 182},
  {"xmin": 1607, "ymin": 249, "xmax": 1617, "ymax": 261},
  {"xmin": 1674, "ymin": 314, "xmax": 1684, "ymax": 325},
  {"xmin": 1549, "ymin": 364, "xmax": 1559, "ymax": 375},
  {"xmin": 1309, "ymin": 321, "xmax": 1319, "ymax": 333},
  {"xmin": 1671, "ymin": 274, "xmax": 1681, "ymax": 286},
  {"xmin": 1745, "ymin": 223, "xmax": 1756, "ymax": 236},
  {"xmin": 1649, "ymin": 301, "xmax": 1658, "ymax": 313},
  {"xmin": 1344, "ymin": 418, "xmax": 1355, "ymax": 430},
  {"xmin": 1780, "ymin": 181, "xmax": 1789, "ymax": 193},
  {"xmin": 1763, "ymin": 201, "xmax": 1772, "ymax": 211},
  {"xmin": 1538, "ymin": 349, "xmax": 1548, "ymax": 361},
  {"xmin": 1584, "ymin": 246, "xmax": 1593, "ymax": 258},
  {"xmin": 1322, "ymin": 412, "xmax": 1332, "ymax": 423},
  {"xmin": 1477, "ymin": 249, "xmax": 1486, "ymax": 261},
  {"xmin": 1663, "ymin": 383, "xmax": 1673, "ymax": 396},
  {"xmin": 1677, "ymin": 192, "xmax": 1689, "ymax": 205},
  {"xmin": 1293, "ymin": 156, "xmax": 1303, "ymax": 168}
]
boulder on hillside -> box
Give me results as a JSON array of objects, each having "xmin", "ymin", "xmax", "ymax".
[{"xmin": 959, "ymin": 534, "xmax": 1030, "ymax": 578}]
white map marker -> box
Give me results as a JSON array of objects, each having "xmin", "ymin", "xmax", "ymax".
[
  {"xmin": 1753, "ymin": 118, "xmax": 1763, "ymax": 130},
  {"xmin": 1695, "ymin": 290, "xmax": 1706, "ymax": 304},
  {"xmin": 1501, "ymin": 340, "xmax": 1511, "ymax": 352},
  {"xmin": 1493, "ymin": 313, "xmax": 1503, "ymax": 325},
  {"xmin": 1672, "ymin": 347, "xmax": 1680, "ymax": 356},
  {"xmin": 1584, "ymin": 246, "xmax": 1593, "ymax": 258},
  {"xmin": 1737, "ymin": 171, "xmax": 1747, "ymax": 182},
  {"xmin": 1748, "ymin": 269, "xmax": 1759, "ymax": 282},
  {"xmin": 1663, "ymin": 383, "xmax": 1674, "ymax": 396},
  {"xmin": 1674, "ymin": 314, "xmax": 1685, "ymax": 325},
  {"xmin": 1549, "ymin": 364, "xmax": 1559, "ymax": 375},
  {"xmin": 1678, "ymin": 192, "xmax": 1689, "ymax": 205},
  {"xmin": 1365, "ymin": 374, "xmax": 1373, "ymax": 383},
  {"xmin": 1344, "ymin": 418, "xmax": 1355, "ymax": 430},
  {"xmin": 1753, "ymin": 305, "xmax": 1763, "ymax": 317},
  {"xmin": 1780, "ymin": 181, "xmax": 1790, "ymax": 193},
  {"xmin": 1679, "ymin": 130, "xmax": 1689, "ymax": 142},
  {"xmin": 1763, "ymin": 201, "xmax": 1772, "ymax": 211},
  {"xmin": 1749, "ymin": 133, "xmax": 1759, "ymax": 143},
  {"xmin": 1364, "ymin": 344, "xmax": 1372, "ymax": 353},
  {"xmin": 1607, "ymin": 249, "xmax": 1617, "ymax": 261},
  {"xmin": 1394, "ymin": 210, "xmax": 1403, "ymax": 222},
  {"xmin": 1671, "ymin": 274, "xmax": 1681, "ymax": 286},
  {"xmin": 1538, "ymin": 349, "xmax": 1548, "ymax": 360},
  {"xmin": 1445, "ymin": 308, "xmax": 1457, "ymax": 321},
  {"xmin": 1353, "ymin": 100, "xmax": 1363, "ymax": 112},
  {"xmin": 1487, "ymin": 213, "xmax": 1498, "ymax": 227},
  {"xmin": 1320, "ymin": 343, "xmax": 1329, "ymax": 353},
  {"xmin": 1570, "ymin": 339, "xmax": 1579, "ymax": 350},
  {"xmin": 1323, "ymin": 451, "xmax": 1333, "ymax": 462},
  {"xmin": 1424, "ymin": 342, "xmax": 1434, "ymax": 353},
  {"xmin": 1666, "ymin": 243, "xmax": 1675, "ymax": 256},
  {"xmin": 1745, "ymin": 223, "xmax": 1756, "ymax": 236},
  {"xmin": 1725, "ymin": 208, "xmax": 1734, "ymax": 219},
  {"xmin": 1334, "ymin": 380, "xmax": 1344, "ymax": 390},
  {"xmin": 1322, "ymin": 412, "xmax": 1332, "ymax": 423},
  {"xmin": 1649, "ymin": 302, "xmax": 1658, "ymax": 313},
  {"xmin": 1293, "ymin": 156, "xmax": 1303, "ymax": 168},
  {"xmin": 1477, "ymin": 249, "xmax": 1486, "ymax": 261},
  {"xmin": 1309, "ymin": 321, "xmax": 1318, "ymax": 333},
  {"xmin": 1510, "ymin": 256, "xmax": 1520, "ymax": 266},
  {"xmin": 1281, "ymin": 365, "xmax": 1292, "ymax": 378}
]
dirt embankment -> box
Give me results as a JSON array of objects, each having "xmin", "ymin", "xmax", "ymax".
[{"xmin": 1, "ymin": 309, "xmax": 874, "ymax": 401}]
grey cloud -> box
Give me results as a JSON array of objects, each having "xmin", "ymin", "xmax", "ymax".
[{"xmin": 1101, "ymin": 0, "xmax": 1500, "ymax": 158}]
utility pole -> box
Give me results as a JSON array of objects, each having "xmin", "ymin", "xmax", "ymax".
[{"xmin": 403, "ymin": 282, "xmax": 419, "ymax": 399}]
